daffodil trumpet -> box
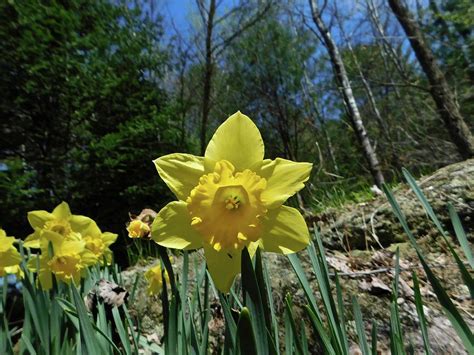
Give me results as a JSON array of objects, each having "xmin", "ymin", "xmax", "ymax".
[{"xmin": 152, "ymin": 112, "xmax": 312, "ymax": 292}]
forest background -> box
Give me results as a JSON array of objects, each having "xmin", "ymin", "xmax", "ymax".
[{"xmin": 1, "ymin": 0, "xmax": 472, "ymax": 265}]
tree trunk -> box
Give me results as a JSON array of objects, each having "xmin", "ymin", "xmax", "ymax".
[
  {"xmin": 200, "ymin": 0, "xmax": 216, "ymax": 155},
  {"xmin": 388, "ymin": 0, "xmax": 474, "ymax": 159},
  {"xmin": 309, "ymin": 0, "xmax": 385, "ymax": 187},
  {"xmin": 344, "ymin": 36, "xmax": 401, "ymax": 171}
]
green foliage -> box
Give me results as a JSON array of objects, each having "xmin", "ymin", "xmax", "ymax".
[
  {"xmin": 0, "ymin": 0, "xmax": 183, "ymax": 252},
  {"xmin": 0, "ymin": 250, "xmax": 157, "ymax": 354},
  {"xmin": 426, "ymin": 0, "xmax": 474, "ymax": 120},
  {"xmin": 223, "ymin": 15, "xmax": 315, "ymax": 161},
  {"xmin": 1, "ymin": 171, "xmax": 472, "ymax": 353}
]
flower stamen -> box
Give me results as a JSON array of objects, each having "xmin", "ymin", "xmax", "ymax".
[{"xmin": 187, "ymin": 160, "xmax": 267, "ymax": 251}]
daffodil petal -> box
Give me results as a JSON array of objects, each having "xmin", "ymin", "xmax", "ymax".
[
  {"xmin": 70, "ymin": 215, "xmax": 94, "ymax": 232},
  {"xmin": 81, "ymin": 250, "xmax": 99, "ymax": 266},
  {"xmin": 205, "ymin": 112, "xmax": 264, "ymax": 172},
  {"xmin": 259, "ymin": 158, "xmax": 312, "ymax": 209},
  {"xmin": 27, "ymin": 210, "xmax": 54, "ymax": 229},
  {"xmin": 0, "ymin": 249, "xmax": 21, "ymax": 268},
  {"xmin": 260, "ymin": 205, "xmax": 309, "ymax": 254},
  {"xmin": 203, "ymin": 244, "xmax": 241, "ymax": 292},
  {"xmin": 82, "ymin": 220, "xmax": 101, "ymax": 237},
  {"xmin": 41, "ymin": 230, "xmax": 65, "ymax": 247},
  {"xmin": 24, "ymin": 231, "xmax": 41, "ymax": 249},
  {"xmin": 154, "ymin": 153, "xmax": 205, "ymax": 200},
  {"xmin": 102, "ymin": 232, "xmax": 118, "ymax": 246},
  {"xmin": 151, "ymin": 201, "xmax": 202, "ymax": 250},
  {"xmin": 52, "ymin": 202, "xmax": 72, "ymax": 219},
  {"xmin": 59, "ymin": 240, "xmax": 85, "ymax": 254},
  {"xmin": 0, "ymin": 235, "xmax": 15, "ymax": 252}
]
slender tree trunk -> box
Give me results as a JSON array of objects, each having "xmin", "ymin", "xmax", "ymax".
[
  {"xmin": 309, "ymin": 0, "xmax": 385, "ymax": 187},
  {"xmin": 344, "ymin": 37, "xmax": 401, "ymax": 171},
  {"xmin": 366, "ymin": 0, "xmax": 426, "ymax": 125},
  {"xmin": 388, "ymin": 0, "xmax": 474, "ymax": 159},
  {"xmin": 200, "ymin": 0, "xmax": 216, "ymax": 155}
]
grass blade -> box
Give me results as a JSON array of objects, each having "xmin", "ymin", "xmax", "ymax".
[
  {"xmin": 352, "ymin": 296, "xmax": 370, "ymax": 355},
  {"xmin": 237, "ymin": 307, "xmax": 258, "ymax": 355},
  {"xmin": 285, "ymin": 293, "xmax": 304, "ymax": 355},
  {"xmin": 112, "ymin": 306, "xmax": 132, "ymax": 355},
  {"xmin": 448, "ymin": 204, "xmax": 474, "ymax": 269},
  {"xmin": 371, "ymin": 320, "xmax": 377, "ymax": 355},
  {"xmin": 383, "ymin": 184, "xmax": 474, "ymax": 352},
  {"xmin": 241, "ymin": 247, "xmax": 269, "ymax": 355},
  {"xmin": 71, "ymin": 284, "xmax": 100, "ymax": 354},
  {"xmin": 412, "ymin": 272, "xmax": 431, "ymax": 355},
  {"xmin": 304, "ymin": 306, "xmax": 336, "ymax": 355},
  {"xmin": 402, "ymin": 169, "xmax": 473, "ymax": 297}
]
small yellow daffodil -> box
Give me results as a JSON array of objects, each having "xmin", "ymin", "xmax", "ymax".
[
  {"xmin": 127, "ymin": 219, "xmax": 151, "ymax": 239},
  {"xmin": 0, "ymin": 229, "xmax": 23, "ymax": 278},
  {"xmin": 28, "ymin": 238, "xmax": 97, "ymax": 289},
  {"xmin": 144, "ymin": 264, "xmax": 169, "ymax": 296},
  {"xmin": 47, "ymin": 239, "xmax": 96, "ymax": 285},
  {"xmin": 151, "ymin": 112, "xmax": 312, "ymax": 291},
  {"xmin": 24, "ymin": 202, "xmax": 93, "ymax": 248},
  {"xmin": 82, "ymin": 221, "xmax": 117, "ymax": 265}
]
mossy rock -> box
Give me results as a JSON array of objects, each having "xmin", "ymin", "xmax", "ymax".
[{"xmin": 311, "ymin": 159, "xmax": 474, "ymax": 250}]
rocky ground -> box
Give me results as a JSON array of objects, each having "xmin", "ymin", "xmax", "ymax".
[{"xmin": 123, "ymin": 159, "xmax": 474, "ymax": 354}]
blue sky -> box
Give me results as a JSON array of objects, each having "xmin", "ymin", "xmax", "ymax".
[{"xmin": 161, "ymin": 0, "xmax": 195, "ymax": 36}]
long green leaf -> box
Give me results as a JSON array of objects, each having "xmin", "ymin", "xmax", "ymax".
[
  {"xmin": 383, "ymin": 184, "xmax": 474, "ymax": 352},
  {"xmin": 304, "ymin": 306, "xmax": 336, "ymax": 355},
  {"xmin": 112, "ymin": 306, "xmax": 132, "ymax": 355},
  {"xmin": 237, "ymin": 307, "xmax": 258, "ymax": 355},
  {"xmin": 71, "ymin": 284, "xmax": 101, "ymax": 354},
  {"xmin": 370, "ymin": 320, "xmax": 377, "ymax": 355},
  {"xmin": 352, "ymin": 296, "xmax": 370, "ymax": 355},
  {"xmin": 412, "ymin": 272, "xmax": 431, "ymax": 355},
  {"xmin": 254, "ymin": 248, "xmax": 276, "ymax": 354},
  {"xmin": 241, "ymin": 247, "xmax": 269, "ymax": 355},
  {"xmin": 448, "ymin": 204, "xmax": 474, "ymax": 268},
  {"xmin": 402, "ymin": 169, "xmax": 473, "ymax": 297},
  {"xmin": 262, "ymin": 254, "xmax": 280, "ymax": 355},
  {"xmin": 309, "ymin": 231, "xmax": 347, "ymax": 354},
  {"xmin": 219, "ymin": 292, "xmax": 237, "ymax": 352},
  {"xmin": 285, "ymin": 294, "xmax": 305, "ymax": 355}
]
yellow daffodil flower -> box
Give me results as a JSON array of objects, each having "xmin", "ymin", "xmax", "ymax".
[
  {"xmin": 151, "ymin": 112, "xmax": 312, "ymax": 291},
  {"xmin": 144, "ymin": 264, "xmax": 169, "ymax": 296},
  {"xmin": 29, "ymin": 237, "xmax": 97, "ymax": 289},
  {"xmin": 47, "ymin": 239, "xmax": 96, "ymax": 285},
  {"xmin": 0, "ymin": 229, "xmax": 23, "ymax": 278},
  {"xmin": 24, "ymin": 202, "xmax": 93, "ymax": 248},
  {"xmin": 82, "ymin": 221, "xmax": 117, "ymax": 265},
  {"xmin": 127, "ymin": 219, "xmax": 151, "ymax": 239}
]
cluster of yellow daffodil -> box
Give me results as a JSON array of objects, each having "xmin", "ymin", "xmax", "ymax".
[
  {"xmin": 0, "ymin": 229, "xmax": 23, "ymax": 278},
  {"xmin": 23, "ymin": 202, "xmax": 117, "ymax": 289},
  {"xmin": 151, "ymin": 112, "xmax": 312, "ymax": 292}
]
